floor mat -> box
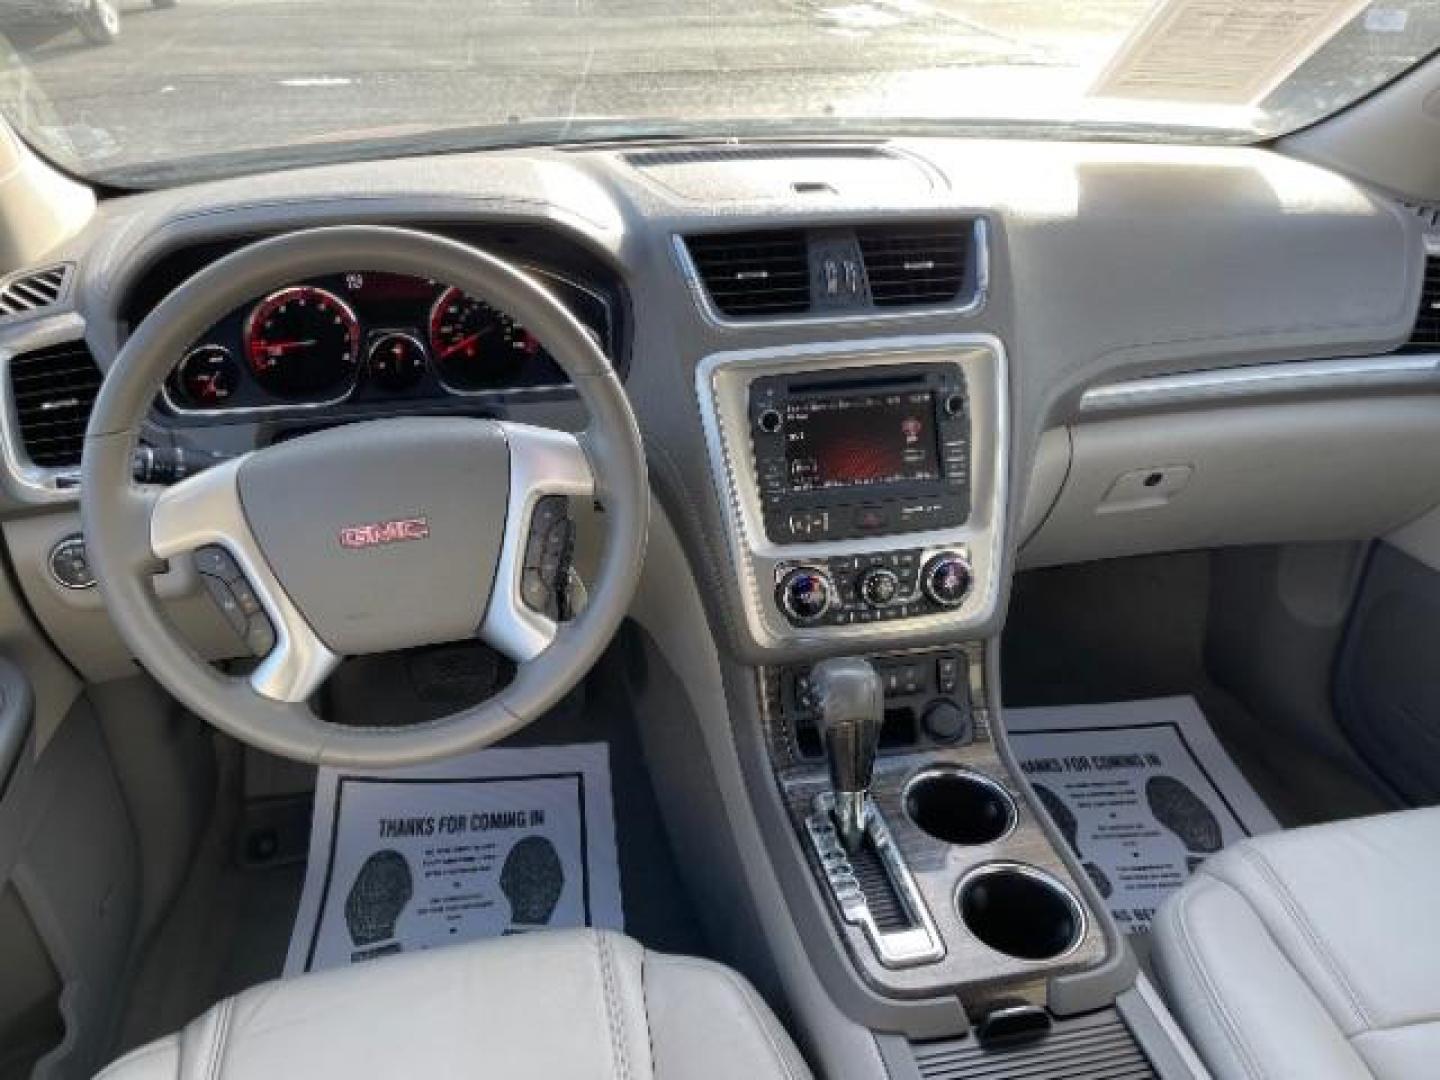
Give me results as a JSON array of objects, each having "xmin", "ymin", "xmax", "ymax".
[
  {"xmin": 1006, "ymin": 696, "xmax": 1280, "ymax": 935},
  {"xmin": 284, "ymin": 742, "xmax": 622, "ymax": 976}
]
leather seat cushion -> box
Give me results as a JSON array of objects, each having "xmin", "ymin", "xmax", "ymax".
[
  {"xmin": 97, "ymin": 930, "xmax": 811, "ymax": 1080},
  {"xmin": 1154, "ymin": 806, "xmax": 1440, "ymax": 1080}
]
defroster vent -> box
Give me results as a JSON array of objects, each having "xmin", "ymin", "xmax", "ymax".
[
  {"xmin": 683, "ymin": 230, "xmax": 811, "ymax": 318},
  {"xmin": 10, "ymin": 340, "xmax": 104, "ymax": 469}
]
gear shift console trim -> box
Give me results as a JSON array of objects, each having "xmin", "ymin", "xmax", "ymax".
[{"xmin": 805, "ymin": 792, "xmax": 945, "ymax": 968}]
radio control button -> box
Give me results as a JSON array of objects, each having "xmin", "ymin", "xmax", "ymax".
[
  {"xmin": 777, "ymin": 568, "xmax": 833, "ymax": 623},
  {"xmin": 857, "ymin": 567, "xmax": 900, "ymax": 608},
  {"xmin": 922, "ymin": 552, "xmax": 973, "ymax": 608},
  {"xmin": 757, "ymin": 409, "xmax": 783, "ymax": 433},
  {"xmin": 852, "ymin": 506, "xmax": 889, "ymax": 532}
]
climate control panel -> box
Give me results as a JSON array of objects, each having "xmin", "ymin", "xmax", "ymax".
[{"xmin": 774, "ymin": 548, "xmax": 973, "ymax": 628}]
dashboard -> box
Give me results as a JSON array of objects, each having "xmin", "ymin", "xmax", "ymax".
[{"xmin": 0, "ymin": 138, "xmax": 1433, "ymax": 678}]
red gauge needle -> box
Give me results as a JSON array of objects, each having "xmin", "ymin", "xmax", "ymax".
[
  {"xmin": 260, "ymin": 338, "xmax": 317, "ymax": 355},
  {"xmin": 439, "ymin": 332, "xmax": 482, "ymax": 359}
]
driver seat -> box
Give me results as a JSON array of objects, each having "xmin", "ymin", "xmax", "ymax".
[{"xmin": 96, "ymin": 929, "xmax": 811, "ymax": 1080}]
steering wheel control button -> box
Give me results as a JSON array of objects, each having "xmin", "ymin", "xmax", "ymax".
[
  {"xmin": 922, "ymin": 552, "xmax": 973, "ymax": 608},
  {"xmin": 521, "ymin": 495, "xmax": 574, "ymax": 619},
  {"xmin": 49, "ymin": 534, "xmax": 96, "ymax": 590},
  {"xmin": 777, "ymin": 567, "xmax": 833, "ymax": 624},
  {"xmin": 194, "ymin": 544, "xmax": 241, "ymax": 581},
  {"xmin": 857, "ymin": 566, "xmax": 900, "ymax": 608},
  {"xmin": 201, "ymin": 573, "xmax": 249, "ymax": 635},
  {"xmin": 194, "ymin": 544, "xmax": 275, "ymax": 656},
  {"xmin": 245, "ymin": 616, "xmax": 277, "ymax": 657}
]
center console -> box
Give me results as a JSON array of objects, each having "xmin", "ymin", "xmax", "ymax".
[
  {"xmin": 695, "ymin": 335, "xmax": 1007, "ymax": 654},
  {"xmin": 696, "ymin": 334, "xmax": 1122, "ymax": 1035},
  {"xmin": 763, "ymin": 646, "xmax": 1107, "ymax": 1015}
]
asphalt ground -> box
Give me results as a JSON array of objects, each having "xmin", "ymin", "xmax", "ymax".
[{"xmin": 1, "ymin": 0, "xmax": 1435, "ymax": 184}]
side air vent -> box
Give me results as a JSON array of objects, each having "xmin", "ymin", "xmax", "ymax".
[
  {"xmin": 857, "ymin": 223, "xmax": 971, "ymax": 307},
  {"xmin": 9, "ymin": 340, "xmax": 104, "ymax": 469},
  {"xmin": 1401, "ymin": 257, "xmax": 1440, "ymax": 353},
  {"xmin": 683, "ymin": 230, "xmax": 810, "ymax": 318},
  {"xmin": 0, "ymin": 265, "xmax": 72, "ymax": 322}
]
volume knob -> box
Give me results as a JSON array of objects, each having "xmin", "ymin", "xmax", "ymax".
[
  {"xmin": 777, "ymin": 567, "xmax": 833, "ymax": 624},
  {"xmin": 922, "ymin": 552, "xmax": 973, "ymax": 608}
]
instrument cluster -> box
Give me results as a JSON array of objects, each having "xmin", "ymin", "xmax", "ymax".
[{"xmin": 162, "ymin": 268, "xmax": 611, "ymax": 414}]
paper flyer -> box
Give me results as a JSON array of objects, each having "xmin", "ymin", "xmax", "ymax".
[
  {"xmin": 285, "ymin": 742, "xmax": 622, "ymax": 976},
  {"xmin": 1006, "ymin": 697, "xmax": 1279, "ymax": 933}
]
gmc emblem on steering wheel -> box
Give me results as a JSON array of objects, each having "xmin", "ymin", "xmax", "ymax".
[{"xmin": 338, "ymin": 516, "xmax": 431, "ymax": 550}]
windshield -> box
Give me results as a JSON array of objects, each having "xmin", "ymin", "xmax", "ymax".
[{"xmin": 1, "ymin": 0, "xmax": 1436, "ymax": 187}]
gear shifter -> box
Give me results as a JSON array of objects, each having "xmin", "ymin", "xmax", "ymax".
[{"xmin": 810, "ymin": 657, "xmax": 884, "ymax": 853}]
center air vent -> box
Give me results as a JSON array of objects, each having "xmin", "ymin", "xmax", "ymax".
[
  {"xmin": 0, "ymin": 265, "xmax": 72, "ymax": 323},
  {"xmin": 857, "ymin": 224, "xmax": 971, "ymax": 307},
  {"xmin": 1401, "ymin": 256, "xmax": 1440, "ymax": 353},
  {"xmin": 682, "ymin": 220, "xmax": 982, "ymax": 321},
  {"xmin": 9, "ymin": 340, "xmax": 104, "ymax": 469},
  {"xmin": 683, "ymin": 230, "xmax": 810, "ymax": 318}
]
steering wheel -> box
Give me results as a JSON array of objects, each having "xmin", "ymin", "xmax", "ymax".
[{"xmin": 81, "ymin": 226, "xmax": 647, "ymax": 766}]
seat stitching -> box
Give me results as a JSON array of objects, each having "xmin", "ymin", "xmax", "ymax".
[
  {"xmin": 637, "ymin": 949, "xmax": 661, "ymax": 1079},
  {"xmin": 204, "ymin": 998, "xmax": 234, "ymax": 1080},
  {"xmin": 1235, "ymin": 845, "xmax": 1371, "ymax": 1030},
  {"xmin": 596, "ymin": 933, "xmax": 632, "ymax": 1080},
  {"xmin": 1347, "ymin": 1013, "xmax": 1440, "ymax": 1035},
  {"xmin": 1171, "ymin": 878, "xmax": 1268, "ymax": 1080},
  {"xmin": 649, "ymin": 956, "xmax": 801, "ymax": 1080}
]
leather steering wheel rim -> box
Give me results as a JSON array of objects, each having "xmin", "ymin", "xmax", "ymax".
[{"xmin": 81, "ymin": 226, "xmax": 647, "ymax": 766}]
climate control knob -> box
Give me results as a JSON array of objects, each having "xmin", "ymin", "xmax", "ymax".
[
  {"xmin": 777, "ymin": 567, "xmax": 833, "ymax": 624},
  {"xmin": 857, "ymin": 566, "xmax": 900, "ymax": 608},
  {"xmin": 921, "ymin": 552, "xmax": 973, "ymax": 608}
]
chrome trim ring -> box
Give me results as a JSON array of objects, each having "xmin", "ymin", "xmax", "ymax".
[
  {"xmin": 901, "ymin": 764, "xmax": 1018, "ymax": 846},
  {"xmin": 954, "ymin": 861, "xmax": 1088, "ymax": 964}
]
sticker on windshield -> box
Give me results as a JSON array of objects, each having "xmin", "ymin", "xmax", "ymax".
[{"xmin": 1090, "ymin": 0, "xmax": 1371, "ymax": 106}]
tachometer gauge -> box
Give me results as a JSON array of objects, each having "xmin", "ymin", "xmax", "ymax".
[
  {"xmin": 427, "ymin": 286, "xmax": 541, "ymax": 391},
  {"xmin": 173, "ymin": 344, "xmax": 239, "ymax": 407},
  {"xmin": 243, "ymin": 285, "xmax": 361, "ymax": 399}
]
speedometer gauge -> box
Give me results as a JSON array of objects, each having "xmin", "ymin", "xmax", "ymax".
[
  {"xmin": 427, "ymin": 286, "xmax": 541, "ymax": 391},
  {"xmin": 243, "ymin": 285, "xmax": 361, "ymax": 399}
]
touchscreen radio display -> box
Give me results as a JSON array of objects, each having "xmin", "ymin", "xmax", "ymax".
[{"xmin": 784, "ymin": 391, "xmax": 939, "ymax": 493}]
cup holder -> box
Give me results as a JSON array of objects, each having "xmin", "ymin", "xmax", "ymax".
[
  {"xmin": 957, "ymin": 863, "xmax": 1086, "ymax": 961},
  {"xmin": 904, "ymin": 768, "xmax": 1017, "ymax": 846}
]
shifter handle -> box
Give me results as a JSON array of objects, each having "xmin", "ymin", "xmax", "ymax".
[{"xmin": 810, "ymin": 657, "xmax": 884, "ymax": 852}]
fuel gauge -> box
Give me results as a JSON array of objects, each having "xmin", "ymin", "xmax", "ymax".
[{"xmin": 174, "ymin": 345, "xmax": 239, "ymax": 408}]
